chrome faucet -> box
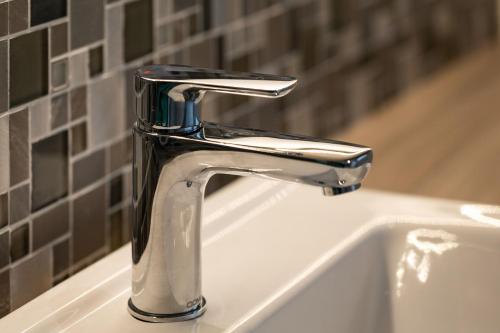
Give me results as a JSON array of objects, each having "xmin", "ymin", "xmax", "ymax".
[{"xmin": 128, "ymin": 65, "xmax": 372, "ymax": 322}]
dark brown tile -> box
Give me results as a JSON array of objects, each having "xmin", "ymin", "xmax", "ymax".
[
  {"xmin": 51, "ymin": 93, "xmax": 68, "ymax": 129},
  {"xmin": 10, "ymin": 223, "xmax": 29, "ymax": 262},
  {"xmin": 124, "ymin": 0, "xmax": 152, "ymax": 62},
  {"xmin": 0, "ymin": 230, "xmax": 9, "ymax": 269},
  {"xmin": 71, "ymin": 0, "xmax": 104, "ymax": 49},
  {"xmin": 0, "ymin": 270, "xmax": 10, "ymax": 318},
  {"xmin": 9, "ymin": 184, "xmax": 29, "ymax": 224},
  {"xmin": 9, "ymin": 108, "xmax": 29, "ymax": 186},
  {"xmin": 72, "ymin": 149, "xmax": 105, "ymax": 192},
  {"xmin": 31, "ymin": 0, "xmax": 67, "ymax": 26},
  {"xmin": 109, "ymin": 175, "xmax": 122, "ymax": 208},
  {"xmin": 0, "ymin": 3, "xmax": 7, "ymax": 37},
  {"xmin": 0, "ymin": 41, "xmax": 7, "ymax": 113},
  {"xmin": 71, "ymin": 122, "xmax": 87, "ymax": 156},
  {"xmin": 89, "ymin": 45, "xmax": 103, "ymax": 77},
  {"xmin": 32, "ymin": 131, "xmax": 68, "ymax": 211},
  {"xmin": 70, "ymin": 86, "xmax": 87, "ymax": 120},
  {"xmin": 50, "ymin": 22, "xmax": 68, "ymax": 58},
  {"xmin": 9, "ymin": 0, "xmax": 28, "ymax": 34},
  {"xmin": 109, "ymin": 209, "xmax": 124, "ymax": 251},
  {"xmin": 0, "ymin": 192, "xmax": 7, "ymax": 228},
  {"xmin": 33, "ymin": 201, "xmax": 69, "ymax": 250},
  {"xmin": 72, "ymin": 185, "xmax": 105, "ymax": 263},
  {"xmin": 52, "ymin": 239, "xmax": 69, "ymax": 276},
  {"xmin": 10, "ymin": 248, "xmax": 52, "ymax": 310},
  {"xmin": 10, "ymin": 29, "xmax": 49, "ymax": 107}
]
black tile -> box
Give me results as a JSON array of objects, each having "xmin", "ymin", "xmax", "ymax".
[
  {"xmin": 124, "ymin": 0, "xmax": 153, "ymax": 62},
  {"xmin": 10, "ymin": 29, "xmax": 49, "ymax": 107},
  {"xmin": 52, "ymin": 239, "xmax": 69, "ymax": 276},
  {"xmin": 0, "ymin": 192, "xmax": 7, "ymax": 228},
  {"xmin": 0, "ymin": 41, "xmax": 7, "ymax": 113},
  {"xmin": 71, "ymin": 122, "xmax": 87, "ymax": 156},
  {"xmin": 0, "ymin": 231, "xmax": 9, "ymax": 269},
  {"xmin": 0, "ymin": 270, "xmax": 9, "ymax": 318},
  {"xmin": 10, "ymin": 223, "xmax": 29, "ymax": 262},
  {"xmin": 9, "ymin": 109, "xmax": 29, "ymax": 186},
  {"xmin": 32, "ymin": 131, "xmax": 68, "ymax": 211},
  {"xmin": 9, "ymin": 184, "xmax": 29, "ymax": 224},
  {"xmin": 71, "ymin": 0, "xmax": 104, "ymax": 49},
  {"xmin": 109, "ymin": 175, "xmax": 122, "ymax": 208},
  {"xmin": 70, "ymin": 86, "xmax": 87, "ymax": 120},
  {"xmin": 51, "ymin": 22, "xmax": 68, "ymax": 57},
  {"xmin": 72, "ymin": 149, "xmax": 105, "ymax": 192},
  {"xmin": 51, "ymin": 93, "xmax": 68, "ymax": 129},
  {"xmin": 33, "ymin": 201, "xmax": 69, "ymax": 250},
  {"xmin": 89, "ymin": 46, "xmax": 103, "ymax": 77},
  {"xmin": 31, "ymin": 0, "xmax": 67, "ymax": 26},
  {"xmin": 72, "ymin": 185, "xmax": 105, "ymax": 263},
  {"xmin": 9, "ymin": 0, "xmax": 28, "ymax": 34},
  {"xmin": 202, "ymin": 0, "xmax": 212, "ymax": 31},
  {"xmin": 0, "ymin": 3, "xmax": 7, "ymax": 37}
]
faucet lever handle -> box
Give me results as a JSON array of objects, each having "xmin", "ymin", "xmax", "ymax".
[{"xmin": 135, "ymin": 65, "xmax": 297, "ymax": 132}]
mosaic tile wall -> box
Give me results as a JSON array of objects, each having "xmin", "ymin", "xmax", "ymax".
[{"xmin": 0, "ymin": 0, "xmax": 497, "ymax": 318}]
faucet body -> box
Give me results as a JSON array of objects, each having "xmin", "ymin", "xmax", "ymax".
[{"xmin": 128, "ymin": 65, "xmax": 372, "ymax": 322}]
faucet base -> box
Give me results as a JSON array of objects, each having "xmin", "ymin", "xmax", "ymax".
[{"xmin": 127, "ymin": 298, "xmax": 207, "ymax": 323}]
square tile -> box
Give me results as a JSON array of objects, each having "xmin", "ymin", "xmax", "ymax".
[
  {"xmin": 0, "ymin": 230, "xmax": 9, "ymax": 269},
  {"xmin": 33, "ymin": 201, "xmax": 68, "ymax": 250},
  {"xmin": 9, "ymin": 0, "xmax": 28, "ymax": 34},
  {"xmin": 51, "ymin": 93, "xmax": 68, "ymax": 129},
  {"xmin": 0, "ymin": 3, "xmax": 7, "ymax": 38},
  {"xmin": 52, "ymin": 239, "xmax": 69, "ymax": 276},
  {"xmin": 89, "ymin": 45, "xmax": 103, "ymax": 77},
  {"xmin": 30, "ymin": 97, "xmax": 51, "ymax": 141},
  {"xmin": 124, "ymin": 0, "xmax": 152, "ymax": 62},
  {"xmin": 50, "ymin": 22, "xmax": 68, "ymax": 57},
  {"xmin": 0, "ymin": 115, "xmax": 9, "ymax": 193},
  {"xmin": 0, "ymin": 41, "xmax": 7, "ymax": 113},
  {"xmin": 31, "ymin": 0, "xmax": 67, "ymax": 26},
  {"xmin": 71, "ymin": 122, "xmax": 87, "ymax": 156},
  {"xmin": 0, "ymin": 192, "xmax": 7, "ymax": 228},
  {"xmin": 51, "ymin": 58, "xmax": 68, "ymax": 91},
  {"xmin": 11, "ymin": 248, "xmax": 52, "ymax": 310},
  {"xmin": 72, "ymin": 148, "xmax": 105, "ymax": 192},
  {"xmin": 0, "ymin": 270, "xmax": 9, "ymax": 318},
  {"xmin": 9, "ymin": 108, "xmax": 29, "ymax": 186},
  {"xmin": 32, "ymin": 131, "xmax": 68, "ymax": 211},
  {"xmin": 109, "ymin": 175, "xmax": 122, "ymax": 208},
  {"xmin": 106, "ymin": 5, "xmax": 123, "ymax": 70},
  {"xmin": 70, "ymin": 86, "xmax": 87, "ymax": 120},
  {"xmin": 71, "ymin": 0, "xmax": 104, "ymax": 50},
  {"xmin": 10, "ymin": 29, "xmax": 49, "ymax": 107},
  {"xmin": 9, "ymin": 184, "xmax": 29, "ymax": 224},
  {"xmin": 10, "ymin": 222, "xmax": 29, "ymax": 262},
  {"xmin": 72, "ymin": 185, "xmax": 105, "ymax": 263}
]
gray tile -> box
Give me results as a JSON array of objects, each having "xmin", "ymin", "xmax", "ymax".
[
  {"xmin": 71, "ymin": 122, "xmax": 87, "ymax": 156},
  {"xmin": 50, "ymin": 22, "xmax": 68, "ymax": 58},
  {"xmin": 72, "ymin": 148, "xmax": 105, "ymax": 192},
  {"xmin": 72, "ymin": 185, "xmax": 105, "ymax": 263},
  {"xmin": 9, "ymin": 0, "xmax": 28, "ymax": 34},
  {"xmin": 30, "ymin": 97, "xmax": 51, "ymax": 141},
  {"xmin": 70, "ymin": 86, "xmax": 87, "ymax": 120},
  {"xmin": 71, "ymin": 0, "xmax": 104, "ymax": 50},
  {"xmin": 107, "ymin": 138, "xmax": 127, "ymax": 173},
  {"xmin": 69, "ymin": 51, "xmax": 88, "ymax": 88},
  {"xmin": 10, "ymin": 29, "xmax": 49, "ymax": 107},
  {"xmin": 89, "ymin": 45, "xmax": 103, "ymax": 77},
  {"xmin": 124, "ymin": 0, "xmax": 152, "ymax": 62},
  {"xmin": 9, "ymin": 183, "xmax": 29, "ymax": 224},
  {"xmin": 32, "ymin": 131, "xmax": 68, "ymax": 211},
  {"xmin": 88, "ymin": 73, "xmax": 125, "ymax": 148},
  {"xmin": 51, "ymin": 59, "xmax": 68, "ymax": 91},
  {"xmin": 33, "ymin": 201, "xmax": 69, "ymax": 250},
  {"xmin": 10, "ymin": 222, "xmax": 29, "ymax": 262},
  {"xmin": 31, "ymin": 0, "xmax": 67, "ymax": 26},
  {"xmin": 0, "ymin": 270, "xmax": 9, "ymax": 318},
  {"xmin": 0, "ymin": 3, "xmax": 7, "ymax": 37},
  {"xmin": 11, "ymin": 248, "xmax": 52, "ymax": 310},
  {"xmin": 0, "ymin": 192, "xmax": 7, "ymax": 228},
  {"xmin": 0, "ymin": 230, "xmax": 9, "ymax": 269},
  {"xmin": 9, "ymin": 108, "xmax": 29, "ymax": 186},
  {"xmin": 51, "ymin": 93, "xmax": 68, "ymax": 129},
  {"xmin": 0, "ymin": 116, "xmax": 9, "ymax": 193},
  {"xmin": 52, "ymin": 238, "xmax": 69, "ymax": 276},
  {"xmin": 0, "ymin": 40, "xmax": 7, "ymax": 113},
  {"xmin": 106, "ymin": 6, "xmax": 123, "ymax": 71}
]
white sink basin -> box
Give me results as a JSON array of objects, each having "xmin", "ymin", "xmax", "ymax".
[{"xmin": 2, "ymin": 178, "xmax": 499, "ymax": 332}]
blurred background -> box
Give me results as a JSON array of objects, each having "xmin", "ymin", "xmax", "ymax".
[{"xmin": 0, "ymin": 0, "xmax": 499, "ymax": 317}]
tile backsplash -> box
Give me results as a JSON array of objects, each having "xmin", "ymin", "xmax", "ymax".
[{"xmin": 0, "ymin": 0, "xmax": 497, "ymax": 318}]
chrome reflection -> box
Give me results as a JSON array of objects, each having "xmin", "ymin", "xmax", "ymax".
[
  {"xmin": 460, "ymin": 204, "xmax": 500, "ymax": 227},
  {"xmin": 395, "ymin": 229, "xmax": 458, "ymax": 297}
]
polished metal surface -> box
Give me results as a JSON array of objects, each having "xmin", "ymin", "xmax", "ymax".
[{"xmin": 129, "ymin": 65, "xmax": 372, "ymax": 322}]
